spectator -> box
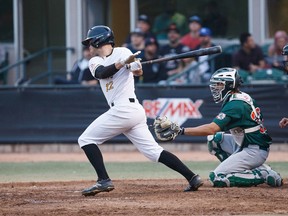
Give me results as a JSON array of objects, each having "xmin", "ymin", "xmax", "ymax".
[
  {"xmin": 152, "ymin": 0, "xmax": 187, "ymax": 41},
  {"xmin": 126, "ymin": 28, "xmax": 145, "ymax": 60},
  {"xmin": 54, "ymin": 47, "xmax": 97, "ymax": 86},
  {"xmin": 190, "ymin": 27, "xmax": 216, "ymax": 84},
  {"xmin": 180, "ymin": 15, "xmax": 202, "ymax": 50},
  {"xmin": 278, "ymin": 46, "xmax": 288, "ymax": 128},
  {"xmin": 123, "ymin": 14, "xmax": 156, "ymax": 47},
  {"xmin": 158, "ymin": 23, "xmax": 190, "ymax": 82},
  {"xmin": 232, "ymin": 32, "xmax": 266, "ymax": 73},
  {"xmin": 136, "ymin": 37, "xmax": 164, "ymax": 84},
  {"xmin": 267, "ymin": 30, "xmax": 288, "ymax": 70}
]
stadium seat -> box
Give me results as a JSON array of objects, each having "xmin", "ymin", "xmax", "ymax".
[
  {"xmin": 238, "ymin": 69, "xmax": 251, "ymax": 84},
  {"xmin": 261, "ymin": 43, "xmax": 271, "ymax": 57},
  {"xmin": 249, "ymin": 68, "xmax": 287, "ymax": 84}
]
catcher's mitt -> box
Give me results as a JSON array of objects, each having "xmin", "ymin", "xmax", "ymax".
[{"xmin": 153, "ymin": 116, "xmax": 183, "ymax": 141}]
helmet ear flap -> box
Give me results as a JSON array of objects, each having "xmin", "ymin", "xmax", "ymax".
[{"xmin": 90, "ymin": 37, "xmax": 103, "ymax": 48}]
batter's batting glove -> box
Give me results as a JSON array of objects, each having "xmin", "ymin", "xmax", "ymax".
[
  {"xmin": 120, "ymin": 51, "xmax": 141, "ymax": 65},
  {"xmin": 153, "ymin": 116, "xmax": 184, "ymax": 142},
  {"xmin": 126, "ymin": 59, "xmax": 142, "ymax": 71}
]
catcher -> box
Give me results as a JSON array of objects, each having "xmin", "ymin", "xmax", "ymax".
[{"xmin": 154, "ymin": 67, "xmax": 283, "ymax": 187}]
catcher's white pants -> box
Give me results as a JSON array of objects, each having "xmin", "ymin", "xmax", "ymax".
[
  {"xmin": 78, "ymin": 101, "xmax": 164, "ymax": 162},
  {"xmin": 214, "ymin": 134, "xmax": 269, "ymax": 174}
]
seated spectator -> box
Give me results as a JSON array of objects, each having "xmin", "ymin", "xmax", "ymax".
[
  {"xmin": 126, "ymin": 28, "xmax": 145, "ymax": 60},
  {"xmin": 232, "ymin": 32, "xmax": 266, "ymax": 73},
  {"xmin": 54, "ymin": 47, "xmax": 97, "ymax": 86},
  {"xmin": 123, "ymin": 14, "xmax": 156, "ymax": 47},
  {"xmin": 158, "ymin": 23, "xmax": 190, "ymax": 82},
  {"xmin": 180, "ymin": 15, "xmax": 202, "ymax": 50},
  {"xmin": 190, "ymin": 27, "xmax": 216, "ymax": 84},
  {"xmin": 152, "ymin": 0, "xmax": 187, "ymax": 40},
  {"xmin": 267, "ymin": 30, "xmax": 288, "ymax": 70},
  {"xmin": 136, "ymin": 37, "xmax": 164, "ymax": 84}
]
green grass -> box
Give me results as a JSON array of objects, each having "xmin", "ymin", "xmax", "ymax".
[{"xmin": 0, "ymin": 161, "xmax": 287, "ymax": 183}]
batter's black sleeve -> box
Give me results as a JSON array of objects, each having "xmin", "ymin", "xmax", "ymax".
[{"xmin": 94, "ymin": 64, "xmax": 119, "ymax": 79}]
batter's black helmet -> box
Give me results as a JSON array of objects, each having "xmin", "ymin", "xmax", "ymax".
[
  {"xmin": 82, "ymin": 25, "xmax": 115, "ymax": 48},
  {"xmin": 209, "ymin": 68, "xmax": 243, "ymax": 103}
]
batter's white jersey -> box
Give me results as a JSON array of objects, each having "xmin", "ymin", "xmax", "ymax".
[
  {"xmin": 88, "ymin": 47, "xmax": 136, "ymax": 106},
  {"xmin": 78, "ymin": 47, "xmax": 164, "ymax": 162}
]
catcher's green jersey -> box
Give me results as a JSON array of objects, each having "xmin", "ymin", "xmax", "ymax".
[{"xmin": 213, "ymin": 91, "xmax": 272, "ymax": 148}]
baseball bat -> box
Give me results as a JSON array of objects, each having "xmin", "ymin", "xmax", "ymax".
[{"xmin": 141, "ymin": 45, "xmax": 222, "ymax": 65}]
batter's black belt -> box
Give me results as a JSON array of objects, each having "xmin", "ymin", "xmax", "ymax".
[{"xmin": 111, "ymin": 98, "xmax": 135, "ymax": 107}]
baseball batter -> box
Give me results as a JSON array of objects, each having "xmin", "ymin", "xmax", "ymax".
[
  {"xmin": 78, "ymin": 25, "xmax": 203, "ymax": 196},
  {"xmin": 154, "ymin": 67, "xmax": 283, "ymax": 187}
]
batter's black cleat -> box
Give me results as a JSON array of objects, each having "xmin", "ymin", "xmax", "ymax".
[
  {"xmin": 184, "ymin": 174, "xmax": 204, "ymax": 192},
  {"xmin": 82, "ymin": 178, "xmax": 115, "ymax": 196}
]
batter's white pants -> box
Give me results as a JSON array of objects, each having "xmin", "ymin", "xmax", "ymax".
[
  {"xmin": 78, "ymin": 102, "xmax": 164, "ymax": 162},
  {"xmin": 214, "ymin": 134, "xmax": 269, "ymax": 174}
]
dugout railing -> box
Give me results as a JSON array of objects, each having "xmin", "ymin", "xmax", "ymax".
[{"xmin": 0, "ymin": 46, "xmax": 75, "ymax": 86}]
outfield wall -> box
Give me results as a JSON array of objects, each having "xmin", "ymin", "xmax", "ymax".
[{"xmin": 0, "ymin": 84, "xmax": 287, "ymax": 144}]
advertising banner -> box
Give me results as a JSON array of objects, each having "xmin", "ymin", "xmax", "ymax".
[{"xmin": 0, "ymin": 85, "xmax": 287, "ymax": 144}]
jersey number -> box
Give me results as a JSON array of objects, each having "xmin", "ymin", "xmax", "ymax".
[
  {"xmin": 250, "ymin": 107, "xmax": 267, "ymax": 133},
  {"xmin": 106, "ymin": 81, "xmax": 114, "ymax": 92}
]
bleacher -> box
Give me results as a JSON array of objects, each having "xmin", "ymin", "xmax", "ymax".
[{"xmin": 238, "ymin": 68, "xmax": 288, "ymax": 84}]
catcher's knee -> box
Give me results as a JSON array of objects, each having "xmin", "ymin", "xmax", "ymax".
[
  {"xmin": 209, "ymin": 171, "xmax": 230, "ymax": 187},
  {"xmin": 207, "ymin": 132, "xmax": 228, "ymax": 162}
]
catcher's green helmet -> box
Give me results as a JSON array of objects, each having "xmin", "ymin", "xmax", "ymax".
[{"xmin": 209, "ymin": 68, "xmax": 243, "ymax": 103}]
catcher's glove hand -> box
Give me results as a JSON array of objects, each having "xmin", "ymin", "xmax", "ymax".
[{"xmin": 153, "ymin": 116, "xmax": 183, "ymax": 142}]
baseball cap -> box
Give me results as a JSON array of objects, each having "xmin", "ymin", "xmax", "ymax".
[
  {"xmin": 145, "ymin": 37, "xmax": 158, "ymax": 47},
  {"xmin": 131, "ymin": 28, "xmax": 145, "ymax": 36},
  {"xmin": 189, "ymin": 15, "xmax": 202, "ymax": 24},
  {"xmin": 166, "ymin": 23, "xmax": 180, "ymax": 33},
  {"xmin": 199, "ymin": 27, "xmax": 212, "ymax": 37},
  {"xmin": 138, "ymin": 14, "xmax": 150, "ymax": 24}
]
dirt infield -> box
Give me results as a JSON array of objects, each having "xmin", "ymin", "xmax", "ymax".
[
  {"xmin": 1, "ymin": 179, "xmax": 287, "ymax": 216},
  {"xmin": 1, "ymin": 150, "xmax": 288, "ymax": 215}
]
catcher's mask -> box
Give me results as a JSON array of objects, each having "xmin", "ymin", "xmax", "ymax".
[
  {"xmin": 282, "ymin": 44, "xmax": 288, "ymax": 71},
  {"xmin": 209, "ymin": 67, "xmax": 243, "ymax": 103},
  {"xmin": 82, "ymin": 25, "xmax": 115, "ymax": 48}
]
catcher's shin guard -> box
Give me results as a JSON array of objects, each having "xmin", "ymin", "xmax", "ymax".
[
  {"xmin": 207, "ymin": 132, "xmax": 228, "ymax": 162},
  {"xmin": 209, "ymin": 170, "xmax": 265, "ymax": 187},
  {"xmin": 254, "ymin": 164, "xmax": 283, "ymax": 187}
]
